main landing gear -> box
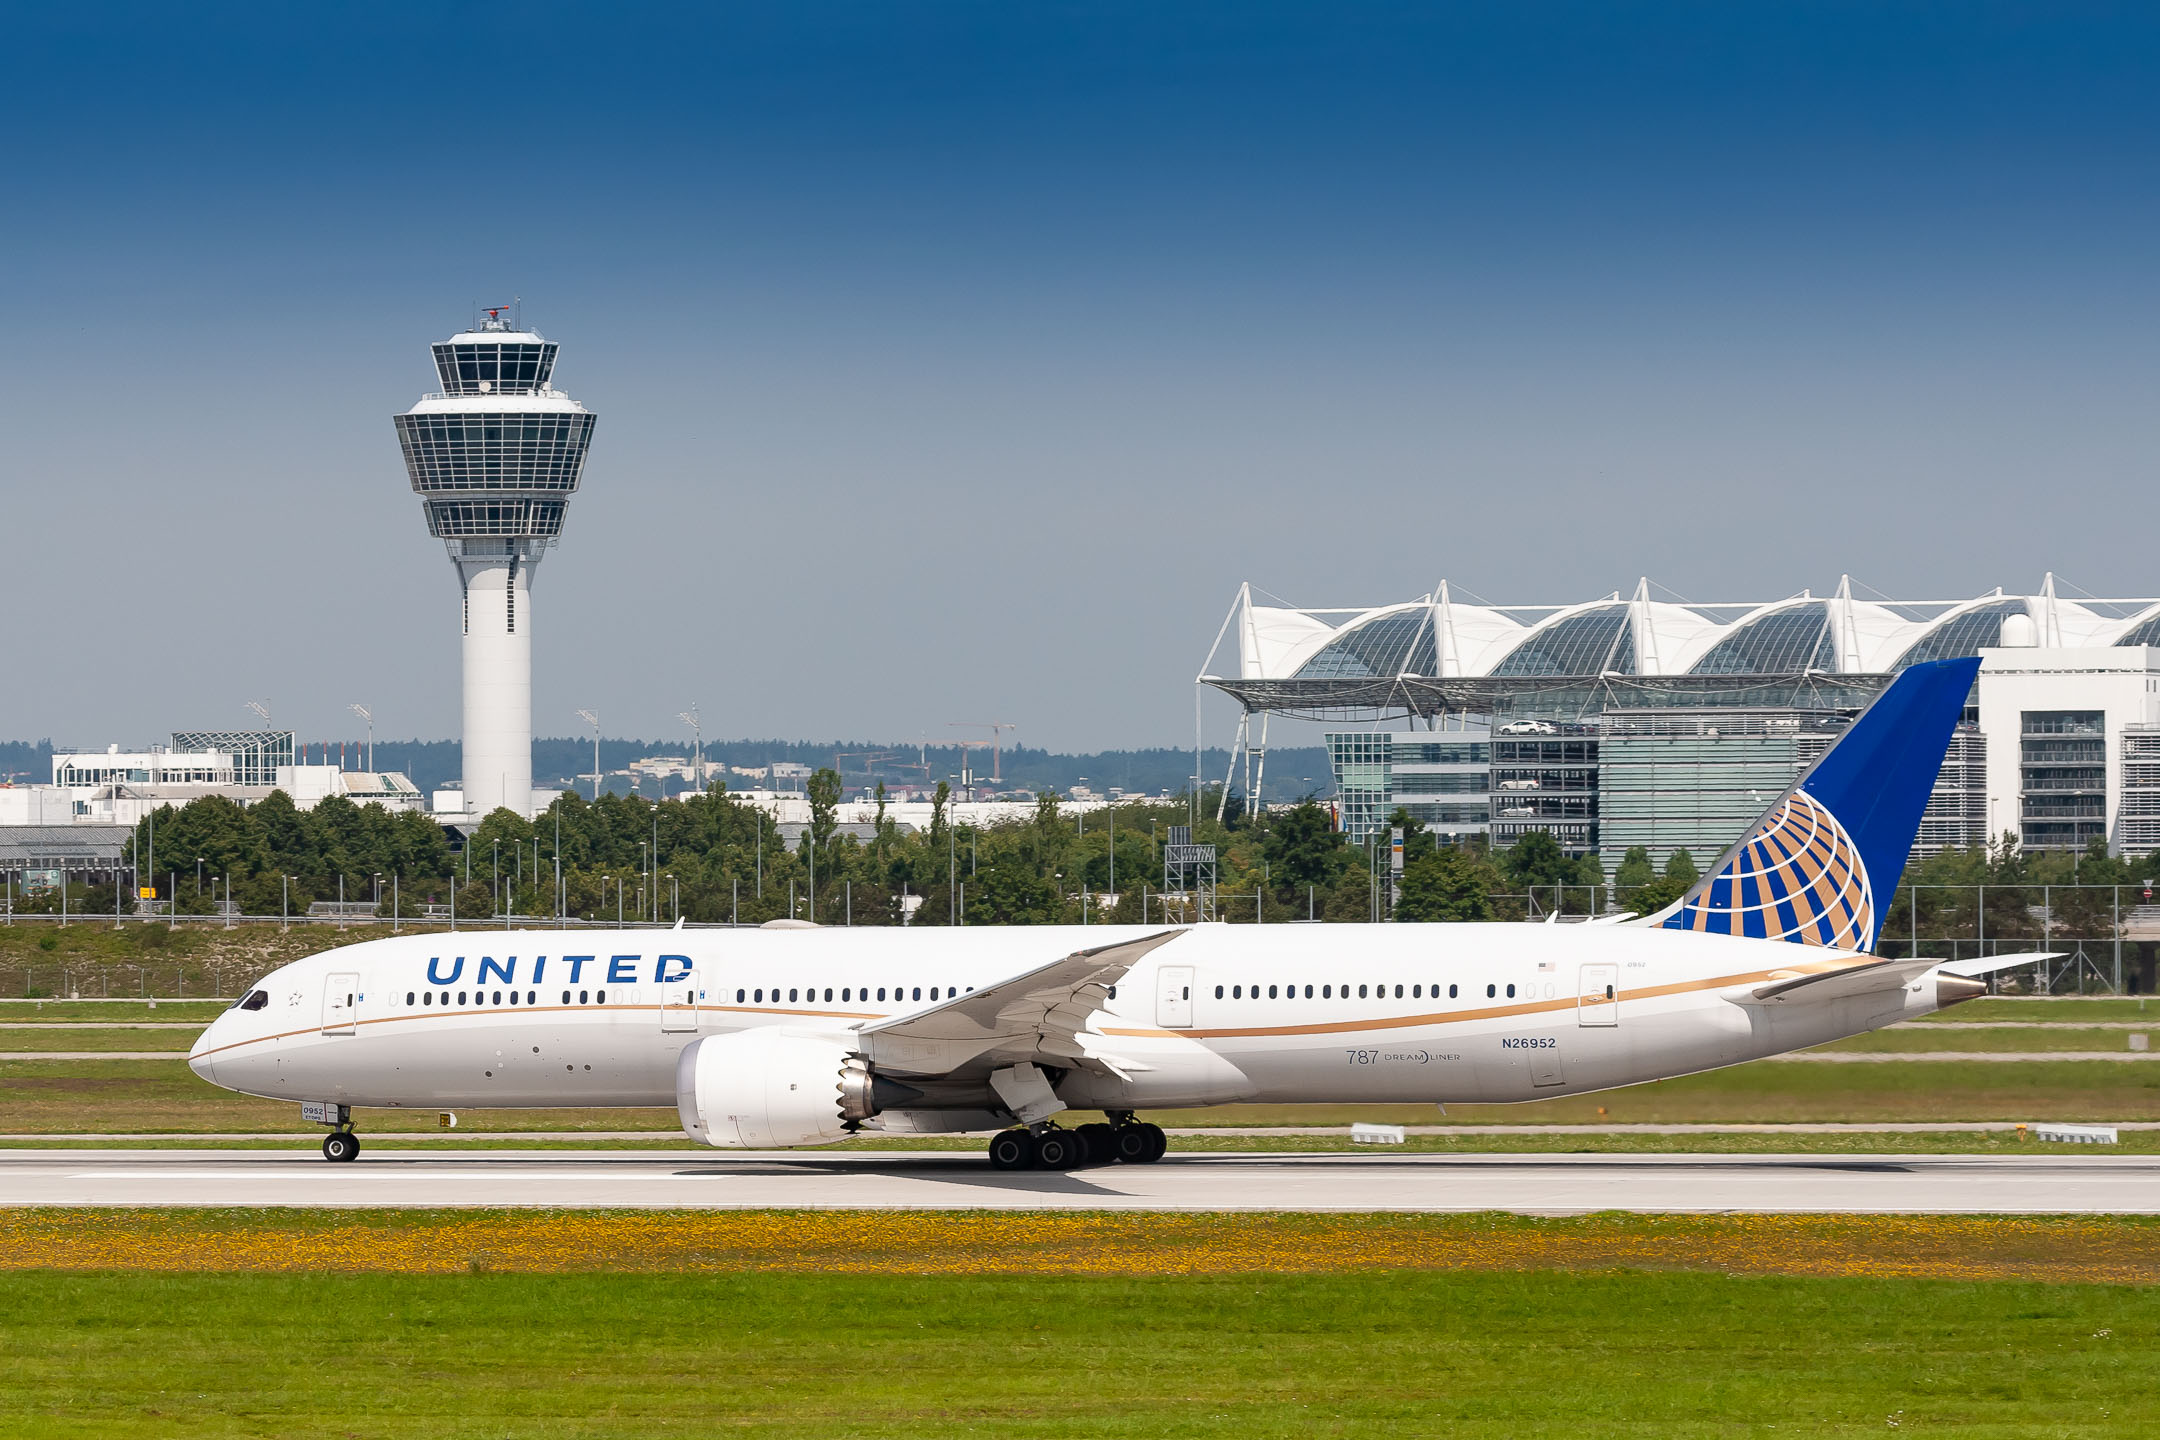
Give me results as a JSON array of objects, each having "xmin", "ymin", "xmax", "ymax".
[
  {"xmin": 322, "ymin": 1130, "xmax": 361, "ymax": 1163},
  {"xmin": 986, "ymin": 1115, "xmax": 1166, "ymax": 1172}
]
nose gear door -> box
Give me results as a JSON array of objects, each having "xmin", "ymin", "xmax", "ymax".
[
  {"xmin": 321, "ymin": 973, "xmax": 359, "ymax": 1036},
  {"xmin": 1156, "ymin": 965, "xmax": 1195, "ymax": 1028}
]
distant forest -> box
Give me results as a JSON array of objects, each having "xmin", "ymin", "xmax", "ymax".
[{"xmin": 0, "ymin": 736, "xmax": 1336, "ymax": 801}]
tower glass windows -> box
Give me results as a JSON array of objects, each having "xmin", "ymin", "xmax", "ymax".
[
  {"xmin": 432, "ymin": 340, "xmax": 560, "ymax": 395},
  {"xmin": 394, "ymin": 412, "xmax": 595, "ymax": 492},
  {"xmin": 425, "ymin": 499, "xmax": 567, "ymax": 537}
]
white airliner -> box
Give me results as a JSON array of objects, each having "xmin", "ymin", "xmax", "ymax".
[{"xmin": 190, "ymin": 657, "xmax": 2035, "ymax": 1168}]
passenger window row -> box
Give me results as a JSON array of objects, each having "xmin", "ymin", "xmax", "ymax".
[
  {"xmin": 732, "ymin": 984, "xmax": 975, "ymax": 1006},
  {"xmin": 403, "ymin": 989, "xmax": 609, "ymax": 1007},
  {"xmin": 1214, "ymin": 982, "xmax": 1467, "ymax": 1001}
]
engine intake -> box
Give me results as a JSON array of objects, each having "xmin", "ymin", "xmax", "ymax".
[{"xmin": 676, "ymin": 1031, "xmax": 915, "ymax": 1148}]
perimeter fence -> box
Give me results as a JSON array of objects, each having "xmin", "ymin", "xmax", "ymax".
[{"xmin": 1, "ymin": 884, "xmax": 2152, "ymax": 997}]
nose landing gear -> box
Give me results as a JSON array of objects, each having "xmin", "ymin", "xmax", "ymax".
[{"xmin": 301, "ymin": 1101, "xmax": 360, "ymax": 1162}]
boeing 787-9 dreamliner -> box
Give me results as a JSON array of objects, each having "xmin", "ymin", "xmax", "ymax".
[{"xmin": 190, "ymin": 656, "xmax": 2035, "ymax": 1168}]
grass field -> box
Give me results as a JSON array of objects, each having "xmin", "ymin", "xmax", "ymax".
[{"xmin": 2, "ymin": 1211, "xmax": 2157, "ymax": 1437}]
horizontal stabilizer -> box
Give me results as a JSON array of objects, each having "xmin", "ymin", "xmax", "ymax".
[
  {"xmin": 1734, "ymin": 957, "xmax": 1934, "ymax": 1005},
  {"xmin": 1938, "ymin": 952, "xmax": 2064, "ymax": 979}
]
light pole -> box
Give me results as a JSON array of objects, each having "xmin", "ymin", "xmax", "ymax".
[
  {"xmin": 678, "ymin": 704, "xmax": 702, "ymax": 794},
  {"xmin": 639, "ymin": 841, "xmax": 649, "ymax": 924},
  {"xmin": 667, "ymin": 873, "xmax": 678, "ymax": 923},
  {"xmin": 577, "ymin": 709, "xmax": 601, "ymax": 801},
  {"xmin": 349, "ymin": 704, "xmax": 374, "ymax": 773},
  {"xmin": 373, "ymin": 873, "xmax": 383, "ymax": 921},
  {"xmin": 195, "ymin": 858, "xmax": 204, "ymax": 898},
  {"xmin": 492, "ymin": 840, "xmax": 501, "ymax": 923}
]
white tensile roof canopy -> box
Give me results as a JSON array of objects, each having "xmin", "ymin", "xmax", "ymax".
[{"xmin": 1200, "ymin": 576, "xmax": 2160, "ymax": 721}]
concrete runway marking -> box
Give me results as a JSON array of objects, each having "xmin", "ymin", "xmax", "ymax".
[{"xmin": 6, "ymin": 1149, "xmax": 2158, "ymax": 1214}]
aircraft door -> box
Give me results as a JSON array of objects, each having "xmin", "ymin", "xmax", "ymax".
[
  {"xmin": 660, "ymin": 971, "xmax": 698, "ymax": 1032},
  {"xmin": 1156, "ymin": 966, "xmax": 1195, "ymax": 1029},
  {"xmin": 321, "ymin": 973, "xmax": 359, "ymax": 1036},
  {"xmin": 1577, "ymin": 964, "xmax": 1619, "ymax": 1026}
]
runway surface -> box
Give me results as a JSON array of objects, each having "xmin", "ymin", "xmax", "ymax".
[{"xmin": 4, "ymin": 1148, "xmax": 2156, "ymax": 1213}]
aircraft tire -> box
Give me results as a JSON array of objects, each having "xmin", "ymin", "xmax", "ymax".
[
  {"xmin": 986, "ymin": 1130, "xmax": 1034, "ymax": 1171},
  {"xmin": 1111, "ymin": 1125, "xmax": 1154, "ymax": 1164},
  {"xmin": 1139, "ymin": 1123, "xmax": 1168, "ymax": 1163},
  {"xmin": 322, "ymin": 1132, "xmax": 360, "ymax": 1163},
  {"xmin": 1031, "ymin": 1130, "xmax": 1081, "ymax": 1171},
  {"xmin": 1077, "ymin": 1122, "xmax": 1116, "ymax": 1165}
]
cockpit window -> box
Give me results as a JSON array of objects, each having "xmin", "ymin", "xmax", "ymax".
[{"xmin": 233, "ymin": 990, "xmax": 269, "ymax": 1012}]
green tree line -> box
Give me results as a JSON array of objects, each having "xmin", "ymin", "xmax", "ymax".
[{"xmin": 89, "ymin": 778, "xmax": 2160, "ymax": 978}]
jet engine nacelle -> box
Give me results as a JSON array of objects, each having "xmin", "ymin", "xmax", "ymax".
[{"xmin": 675, "ymin": 1030, "xmax": 870, "ymax": 1148}]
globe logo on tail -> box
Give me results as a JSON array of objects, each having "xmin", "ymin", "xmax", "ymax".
[{"xmin": 1663, "ymin": 790, "xmax": 1874, "ymax": 950}]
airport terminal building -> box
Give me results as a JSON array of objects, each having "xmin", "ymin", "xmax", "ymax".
[{"xmin": 1201, "ymin": 578, "xmax": 2160, "ymax": 873}]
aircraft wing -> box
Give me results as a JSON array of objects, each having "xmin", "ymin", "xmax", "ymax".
[{"xmin": 854, "ymin": 929, "xmax": 1187, "ymax": 1079}]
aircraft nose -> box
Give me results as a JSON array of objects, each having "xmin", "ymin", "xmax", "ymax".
[{"xmin": 187, "ymin": 1031, "xmax": 217, "ymax": 1085}]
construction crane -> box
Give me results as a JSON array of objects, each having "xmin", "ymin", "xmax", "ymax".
[
  {"xmin": 833, "ymin": 750, "xmax": 905, "ymax": 791},
  {"xmin": 948, "ymin": 722, "xmax": 1016, "ymax": 784}
]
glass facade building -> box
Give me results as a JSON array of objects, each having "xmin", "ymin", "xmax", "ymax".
[{"xmin": 1327, "ymin": 731, "xmax": 1491, "ymax": 845}]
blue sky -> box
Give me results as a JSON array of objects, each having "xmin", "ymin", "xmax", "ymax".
[{"xmin": 4, "ymin": 3, "xmax": 2157, "ymax": 752}]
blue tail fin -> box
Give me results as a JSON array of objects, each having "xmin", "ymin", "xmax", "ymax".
[{"xmin": 1657, "ymin": 656, "xmax": 1979, "ymax": 952}]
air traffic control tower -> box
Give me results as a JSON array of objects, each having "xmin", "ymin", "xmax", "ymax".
[{"xmin": 394, "ymin": 309, "xmax": 597, "ymax": 818}]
